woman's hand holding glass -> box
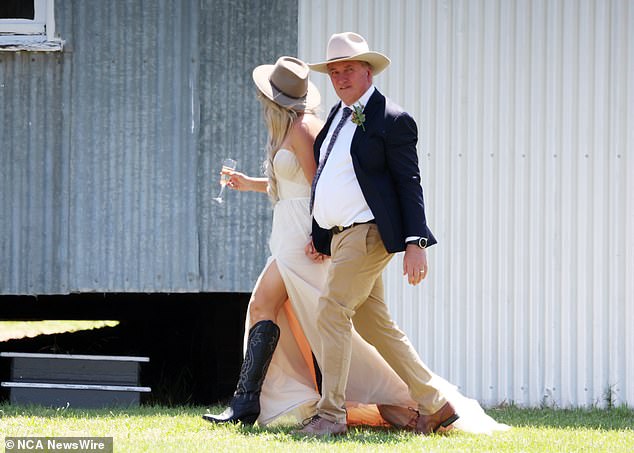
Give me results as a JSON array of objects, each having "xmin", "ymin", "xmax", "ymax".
[
  {"xmin": 222, "ymin": 169, "xmax": 250, "ymax": 191},
  {"xmin": 213, "ymin": 158, "xmax": 238, "ymax": 204},
  {"xmin": 222, "ymin": 169, "xmax": 269, "ymax": 194}
]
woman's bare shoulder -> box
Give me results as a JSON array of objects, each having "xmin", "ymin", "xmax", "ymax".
[{"xmin": 292, "ymin": 114, "xmax": 323, "ymax": 140}]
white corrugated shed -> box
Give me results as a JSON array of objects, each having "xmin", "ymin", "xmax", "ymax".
[{"xmin": 299, "ymin": 0, "xmax": 633, "ymax": 408}]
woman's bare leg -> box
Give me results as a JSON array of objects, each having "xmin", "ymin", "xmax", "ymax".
[
  {"xmin": 248, "ymin": 260, "xmax": 288, "ymax": 325},
  {"xmin": 204, "ymin": 260, "xmax": 288, "ymax": 425}
]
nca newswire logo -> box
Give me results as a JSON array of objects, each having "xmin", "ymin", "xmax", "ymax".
[{"xmin": 5, "ymin": 437, "xmax": 113, "ymax": 452}]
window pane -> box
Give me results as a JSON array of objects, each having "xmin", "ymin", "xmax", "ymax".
[{"xmin": 0, "ymin": 1, "xmax": 35, "ymax": 20}]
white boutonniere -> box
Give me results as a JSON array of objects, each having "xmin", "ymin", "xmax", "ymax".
[{"xmin": 351, "ymin": 103, "xmax": 366, "ymax": 131}]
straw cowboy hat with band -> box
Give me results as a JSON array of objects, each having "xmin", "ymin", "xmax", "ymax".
[
  {"xmin": 252, "ymin": 56, "xmax": 321, "ymax": 112},
  {"xmin": 308, "ymin": 32, "xmax": 391, "ymax": 75}
]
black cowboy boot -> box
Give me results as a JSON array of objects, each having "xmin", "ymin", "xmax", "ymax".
[{"xmin": 203, "ymin": 320, "xmax": 280, "ymax": 425}]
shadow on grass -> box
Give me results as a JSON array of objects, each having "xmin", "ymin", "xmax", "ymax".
[
  {"xmin": 227, "ymin": 423, "xmax": 427, "ymax": 445},
  {"xmin": 206, "ymin": 412, "xmax": 471, "ymax": 445},
  {"xmin": 227, "ymin": 406, "xmax": 634, "ymax": 436}
]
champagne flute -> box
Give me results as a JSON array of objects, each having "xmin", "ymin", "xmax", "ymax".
[{"xmin": 213, "ymin": 158, "xmax": 237, "ymax": 204}]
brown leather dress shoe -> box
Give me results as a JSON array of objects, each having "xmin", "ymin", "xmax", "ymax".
[
  {"xmin": 294, "ymin": 415, "xmax": 348, "ymax": 437},
  {"xmin": 409, "ymin": 402, "xmax": 459, "ymax": 435}
]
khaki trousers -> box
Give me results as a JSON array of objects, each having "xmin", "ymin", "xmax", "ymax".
[{"xmin": 316, "ymin": 223, "xmax": 447, "ymax": 423}]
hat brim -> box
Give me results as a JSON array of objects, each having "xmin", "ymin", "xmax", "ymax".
[
  {"xmin": 252, "ymin": 64, "xmax": 321, "ymax": 112},
  {"xmin": 308, "ymin": 52, "xmax": 391, "ymax": 75}
]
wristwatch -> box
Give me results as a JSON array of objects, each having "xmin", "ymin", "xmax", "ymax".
[{"xmin": 406, "ymin": 237, "xmax": 428, "ymax": 249}]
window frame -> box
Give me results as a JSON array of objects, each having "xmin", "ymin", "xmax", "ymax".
[{"xmin": 0, "ymin": 0, "xmax": 63, "ymax": 51}]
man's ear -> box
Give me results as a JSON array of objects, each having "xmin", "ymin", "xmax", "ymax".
[{"xmin": 365, "ymin": 63, "xmax": 373, "ymax": 80}]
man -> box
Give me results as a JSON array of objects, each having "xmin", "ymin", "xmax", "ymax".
[{"xmin": 299, "ymin": 32, "xmax": 458, "ymax": 436}]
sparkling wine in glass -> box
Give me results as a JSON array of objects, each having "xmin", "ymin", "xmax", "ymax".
[{"xmin": 213, "ymin": 158, "xmax": 237, "ymax": 204}]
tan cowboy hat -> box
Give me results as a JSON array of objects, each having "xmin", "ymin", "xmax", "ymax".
[
  {"xmin": 252, "ymin": 56, "xmax": 320, "ymax": 112},
  {"xmin": 309, "ymin": 32, "xmax": 391, "ymax": 75}
]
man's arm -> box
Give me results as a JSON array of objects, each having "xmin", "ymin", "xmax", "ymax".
[{"xmin": 384, "ymin": 110, "xmax": 433, "ymax": 285}]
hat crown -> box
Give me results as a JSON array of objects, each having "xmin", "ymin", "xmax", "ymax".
[
  {"xmin": 253, "ymin": 56, "xmax": 320, "ymax": 111},
  {"xmin": 269, "ymin": 57, "xmax": 309, "ymax": 99},
  {"xmin": 327, "ymin": 32, "xmax": 370, "ymax": 61},
  {"xmin": 308, "ymin": 32, "xmax": 390, "ymax": 75}
]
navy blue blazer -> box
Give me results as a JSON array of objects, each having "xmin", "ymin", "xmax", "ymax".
[{"xmin": 311, "ymin": 89, "xmax": 437, "ymax": 256}]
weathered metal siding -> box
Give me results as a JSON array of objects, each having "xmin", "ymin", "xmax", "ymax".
[
  {"xmin": 1, "ymin": 0, "xmax": 298, "ymax": 294},
  {"xmin": 299, "ymin": 0, "xmax": 633, "ymax": 408},
  {"xmin": 198, "ymin": 0, "xmax": 299, "ymax": 291},
  {"xmin": 0, "ymin": 52, "xmax": 70, "ymax": 294}
]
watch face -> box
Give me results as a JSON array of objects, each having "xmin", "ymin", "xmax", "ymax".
[{"xmin": 407, "ymin": 238, "xmax": 427, "ymax": 248}]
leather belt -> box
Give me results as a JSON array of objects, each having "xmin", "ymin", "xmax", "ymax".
[{"xmin": 330, "ymin": 219, "xmax": 376, "ymax": 235}]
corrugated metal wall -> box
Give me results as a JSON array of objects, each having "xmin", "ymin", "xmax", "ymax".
[
  {"xmin": 0, "ymin": 51, "xmax": 69, "ymax": 294},
  {"xmin": 1, "ymin": 0, "xmax": 298, "ymax": 293},
  {"xmin": 299, "ymin": 0, "xmax": 633, "ymax": 408}
]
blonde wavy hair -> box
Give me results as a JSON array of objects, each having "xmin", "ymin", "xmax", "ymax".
[{"xmin": 257, "ymin": 92, "xmax": 299, "ymax": 203}]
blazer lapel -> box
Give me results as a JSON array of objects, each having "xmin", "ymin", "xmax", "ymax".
[{"xmin": 351, "ymin": 89, "xmax": 384, "ymax": 154}]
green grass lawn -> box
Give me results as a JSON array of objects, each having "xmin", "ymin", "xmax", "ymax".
[{"xmin": 1, "ymin": 404, "xmax": 632, "ymax": 452}]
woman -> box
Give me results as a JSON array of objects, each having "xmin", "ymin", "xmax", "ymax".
[
  {"xmin": 203, "ymin": 55, "xmax": 326, "ymax": 425},
  {"xmin": 203, "ymin": 56, "xmax": 508, "ymax": 435}
]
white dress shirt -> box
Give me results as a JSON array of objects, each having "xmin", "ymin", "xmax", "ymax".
[{"xmin": 313, "ymin": 86, "xmax": 376, "ymax": 229}]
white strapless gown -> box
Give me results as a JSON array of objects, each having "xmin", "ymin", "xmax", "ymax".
[{"xmin": 249, "ymin": 149, "xmax": 509, "ymax": 434}]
